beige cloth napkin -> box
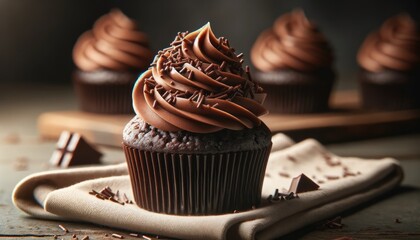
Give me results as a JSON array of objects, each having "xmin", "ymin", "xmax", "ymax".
[{"xmin": 13, "ymin": 134, "xmax": 403, "ymax": 239}]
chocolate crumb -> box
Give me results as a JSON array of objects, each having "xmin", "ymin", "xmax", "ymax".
[
  {"xmin": 72, "ymin": 234, "xmax": 77, "ymax": 238},
  {"xmin": 278, "ymin": 172, "xmax": 290, "ymax": 178},
  {"xmin": 287, "ymin": 155, "xmax": 297, "ymax": 162},
  {"xmin": 317, "ymin": 180, "xmax": 325, "ymax": 184},
  {"xmin": 58, "ymin": 224, "xmax": 68, "ymax": 233},
  {"xmin": 14, "ymin": 157, "xmax": 28, "ymax": 171},
  {"xmin": 112, "ymin": 233, "xmax": 124, "ymax": 239},
  {"xmin": 4, "ymin": 133, "xmax": 20, "ymax": 144},
  {"xmin": 395, "ymin": 218, "xmax": 402, "ymax": 223}
]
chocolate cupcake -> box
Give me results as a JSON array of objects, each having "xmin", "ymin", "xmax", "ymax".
[
  {"xmin": 251, "ymin": 10, "xmax": 335, "ymax": 113},
  {"xmin": 123, "ymin": 23, "xmax": 272, "ymax": 215},
  {"xmin": 357, "ymin": 14, "xmax": 420, "ymax": 111},
  {"xmin": 72, "ymin": 9, "xmax": 153, "ymax": 114}
]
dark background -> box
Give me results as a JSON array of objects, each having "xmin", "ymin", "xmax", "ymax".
[{"xmin": 0, "ymin": 0, "xmax": 419, "ymax": 90}]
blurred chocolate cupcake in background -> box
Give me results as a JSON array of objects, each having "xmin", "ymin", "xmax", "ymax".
[
  {"xmin": 357, "ymin": 13, "xmax": 420, "ymax": 111},
  {"xmin": 72, "ymin": 9, "xmax": 153, "ymax": 114},
  {"xmin": 251, "ymin": 9, "xmax": 336, "ymax": 114}
]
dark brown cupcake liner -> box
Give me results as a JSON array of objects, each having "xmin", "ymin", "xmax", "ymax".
[
  {"xmin": 73, "ymin": 80, "xmax": 135, "ymax": 114},
  {"xmin": 360, "ymin": 80, "xmax": 420, "ymax": 111},
  {"xmin": 123, "ymin": 143, "xmax": 272, "ymax": 215},
  {"xmin": 259, "ymin": 82, "xmax": 334, "ymax": 114}
]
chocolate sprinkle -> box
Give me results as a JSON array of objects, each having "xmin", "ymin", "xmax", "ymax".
[
  {"xmin": 112, "ymin": 233, "xmax": 124, "ymax": 239},
  {"xmin": 58, "ymin": 224, "xmax": 68, "ymax": 233},
  {"xmin": 89, "ymin": 187, "xmax": 132, "ymax": 205},
  {"xmin": 325, "ymin": 175, "xmax": 340, "ymax": 180},
  {"xmin": 324, "ymin": 216, "xmax": 343, "ymax": 229}
]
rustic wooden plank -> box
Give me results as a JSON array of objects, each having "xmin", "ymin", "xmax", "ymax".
[
  {"xmin": 0, "ymin": 204, "xmax": 142, "ymax": 239},
  {"xmin": 284, "ymin": 187, "xmax": 420, "ymax": 240},
  {"xmin": 38, "ymin": 111, "xmax": 133, "ymax": 147}
]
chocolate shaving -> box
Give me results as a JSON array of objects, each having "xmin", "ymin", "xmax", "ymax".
[{"xmin": 395, "ymin": 218, "xmax": 402, "ymax": 223}]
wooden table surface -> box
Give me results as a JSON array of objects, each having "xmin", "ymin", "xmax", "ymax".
[{"xmin": 1, "ymin": 85, "xmax": 420, "ymax": 239}]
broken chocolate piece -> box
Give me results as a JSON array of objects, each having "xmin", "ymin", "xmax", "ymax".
[
  {"xmin": 49, "ymin": 131, "xmax": 102, "ymax": 168},
  {"xmin": 288, "ymin": 173, "xmax": 320, "ymax": 194}
]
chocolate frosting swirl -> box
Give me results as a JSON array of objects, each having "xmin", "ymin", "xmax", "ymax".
[
  {"xmin": 132, "ymin": 23, "xmax": 267, "ymax": 133},
  {"xmin": 73, "ymin": 9, "xmax": 153, "ymax": 72},
  {"xmin": 251, "ymin": 10, "xmax": 333, "ymax": 72},
  {"xmin": 358, "ymin": 14, "xmax": 420, "ymax": 72}
]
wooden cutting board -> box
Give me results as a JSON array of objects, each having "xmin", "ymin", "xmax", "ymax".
[{"xmin": 38, "ymin": 91, "xmax": 420, "ymax": 147}]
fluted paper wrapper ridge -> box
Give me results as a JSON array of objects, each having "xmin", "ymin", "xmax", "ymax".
[{"xmin": 123, "ymin": 144, "xmax": 272, "ymax": 215}]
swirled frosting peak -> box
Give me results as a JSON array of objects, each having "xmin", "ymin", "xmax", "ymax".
[
  {"xmin": 132, "ymin": 23, "xmax": 267, "ymax": 133},
  {"xmin": 358, "ymin": 14, "xmax": 420, "ymax": 72},
  {"xmin": 73, "ymin": 9, "xmax": 153, "ymax": 72},
  {"xmin": 251, "ymin": 9, "xmax": 333, "ymax": 72}
]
